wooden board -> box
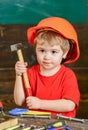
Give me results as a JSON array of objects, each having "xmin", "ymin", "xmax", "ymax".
[{"xmin": 0, "ymin": 115, "xmax": 18, "ymax": 130}]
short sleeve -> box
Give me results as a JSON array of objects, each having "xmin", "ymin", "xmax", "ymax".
[{"xmin": 62, "ymin": 68, "xmax": 80, "ymax": 108}]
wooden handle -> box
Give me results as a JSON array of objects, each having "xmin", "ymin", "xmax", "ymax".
[
  {"xmin": 17, "ymin": 49, "xmax": 30, "ymax": 88},
  {"xmin": 25, "ymin": 88, "xmax": 32, "ymax": 96}
]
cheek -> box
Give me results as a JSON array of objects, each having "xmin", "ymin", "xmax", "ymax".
[
  {"xmin": 36, "ymin": 53, "xmax": 43, "ymax": 62},
  {"xmin": 54, "ymin": 54, "xmax": 63, "ymax": 63}
]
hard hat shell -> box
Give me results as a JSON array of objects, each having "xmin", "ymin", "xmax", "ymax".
[{"xmin": 27, "ymin": 17, "xmax": 80, "ymax": 64}]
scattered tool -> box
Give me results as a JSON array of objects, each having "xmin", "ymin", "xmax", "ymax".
[
  {"xmin": 8, "ymin": 108, "xmax": 29, "ymax": 116},
  {"xmin": 0, "ymin": 101, "xmax": 5, "ymax": 116},
  {"xmin": 22, "ymin": 127, "xmax": 31, "ymax": 130},
  {"xmin": 20, "ymin": 114, "xmax": 51, "ymax": 119},
  {"xmin": 57, "ymin": 114, "xmax": 84, "ymax": 123},
  {"xmin": 20, "ymin": 110, "xmax": 51, "ymax": 119},
  {"xmin": 10, "ymin": 43, "xmax": 32, "ymax": 97},
  {"xmin": 35, "ymin": 127, "xmax": 45, "ymax": 130},
  {"xmin": 23, "ymin": 110, "xmax": 51, "ymax": 115},
  {"xmin": 46, "ymin": 120, "xmax": 70, "ymax": 130},
  {"xmin": 6, "ymin": 125, "xmax": 20, "ymax": 130},
  {"xmin": 5, "ymin": 123, "xmax": 25, "ymax": 130}
]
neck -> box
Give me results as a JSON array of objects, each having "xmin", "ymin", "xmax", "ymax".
[{"xmin": 40, "ymin": 65, "xmax": 61, "ymax": 76}]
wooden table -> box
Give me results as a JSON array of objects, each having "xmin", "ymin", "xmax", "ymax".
[
  {"xmin": 16, "ymin": 116, "xmax": 88, "ymax": 130},
  {"xmin": 0, "ymin": 94, "xmax": 88, "ymax": 130}
]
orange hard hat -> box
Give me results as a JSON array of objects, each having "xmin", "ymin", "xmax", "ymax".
[{"xmin": 27, "ymin": 17, "xmax": 80, "ymax": 63}]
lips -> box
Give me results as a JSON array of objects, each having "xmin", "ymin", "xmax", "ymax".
[
  {"xmin": 43, "ymin": 61, "xmax": 51, "ymax": 64},
  {"xmin": 43, "ymin": 61, "xmax": 52, "ymax": 67}
]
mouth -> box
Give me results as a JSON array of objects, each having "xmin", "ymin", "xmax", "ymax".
[{"xmin": 43, "ymin": 61, "xmax": 51, "ymax": 66}]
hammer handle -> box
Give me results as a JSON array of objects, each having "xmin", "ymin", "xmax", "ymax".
[{"xmin": 17, "ymin": 49, "xmax": 30, "ymax": 89}]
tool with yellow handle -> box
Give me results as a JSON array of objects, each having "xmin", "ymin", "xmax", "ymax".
[
  {"xmin": 46, "ymin": 120, "xmax": 70, "ymax": 130},
  {"xmin": 10, "ymin": 43, "xmax": 32, "ymax": 97}
]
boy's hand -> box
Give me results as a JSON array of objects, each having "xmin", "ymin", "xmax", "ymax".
[
  {"xmin": 26, "ymin": 96, "xmax": 41, "ymax": 109},
  {"xmin": 15, "ymin": 61, "xmax": 28, "ymax": 76}
]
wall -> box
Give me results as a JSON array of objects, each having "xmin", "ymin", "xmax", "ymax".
[{"xmin": 0, "ymin": 0, "xmax": 87, "ymax": 24}]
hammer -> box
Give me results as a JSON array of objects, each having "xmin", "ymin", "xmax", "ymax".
[{"xmin": 10, "ymin": 43, "xmax": 32, "ymax": 97}]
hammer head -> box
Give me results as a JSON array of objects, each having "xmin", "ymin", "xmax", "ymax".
[{"xmin": 10, "ymin": 43, "xmax": 23, "ymax": 52}]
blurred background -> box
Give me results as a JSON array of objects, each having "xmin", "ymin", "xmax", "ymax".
[{"xmin": 0, "ymin": 0, "xmax": 88, "ymax": 119}]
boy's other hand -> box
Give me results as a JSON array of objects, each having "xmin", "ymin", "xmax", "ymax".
[
  {"xmin": 15, "ymin": 61, "xmax": 28, "ymax": 76},
  {"xmin": 26, "ymin": 96, "xmax": 41, "ymax": 110}
]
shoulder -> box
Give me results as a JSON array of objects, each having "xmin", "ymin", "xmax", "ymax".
[
  {"xmin": 27, "ymin": 64, "xmax": 39, "ymax": 74},
  {"xmin": 61, "ymin": 65, "xmax": 76, "ymax": 78},
  {"xmin": 62, "ymin": 65, "xmax": 75, "ymax": 73},
  {"xmin": 27, "ymin": 64, "xmax": 40, "ymax": 81}
]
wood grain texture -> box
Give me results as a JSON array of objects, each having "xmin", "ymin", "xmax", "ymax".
[{"xmin": 0, "ymin": 115, "xmax": 18, "ymax": 130}]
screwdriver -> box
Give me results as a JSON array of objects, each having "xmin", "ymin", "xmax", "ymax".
[{"xmin": 57, "ymin": 114, "xmax": 84, "ymax": 123}]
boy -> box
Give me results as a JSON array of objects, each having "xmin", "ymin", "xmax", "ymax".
[{"xmin": 14, "ymin": 17, "xmax": 80, "ymax": 117}]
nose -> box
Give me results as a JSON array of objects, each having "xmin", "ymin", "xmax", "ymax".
[{"xmin": 44, "ymin": 52, "xmax": 51, "ymax": 60}]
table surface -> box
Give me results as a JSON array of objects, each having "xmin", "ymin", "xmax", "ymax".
[
  {"xmin": 0, "ymin": 94, "xmax": 88, "ymax": 130},
  {"xmin": 0, "ymin": 112, "xmax": 88, "ymax": 130},
  {"xmin": 15, "ymin": 116, "xmax": 88, "ymax": 130}
]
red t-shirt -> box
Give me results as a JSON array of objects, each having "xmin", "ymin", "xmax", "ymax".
[{"xmin": 27, "ymin": 64, "xmax": 80, "ymax": 117}]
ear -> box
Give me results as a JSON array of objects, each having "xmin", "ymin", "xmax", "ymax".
[{"xmin": 62, "ymin": 51, "xmax": 68, "ymax": 59}]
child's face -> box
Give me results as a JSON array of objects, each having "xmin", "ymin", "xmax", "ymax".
[{"xmin": 36, "ymin": 41, "xmax": 66, "ymax": 73}]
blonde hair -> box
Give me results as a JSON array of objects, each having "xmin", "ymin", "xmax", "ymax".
[{"xmin": 34, "ymin": 30, "xmax": 70, "ymax": 55}]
